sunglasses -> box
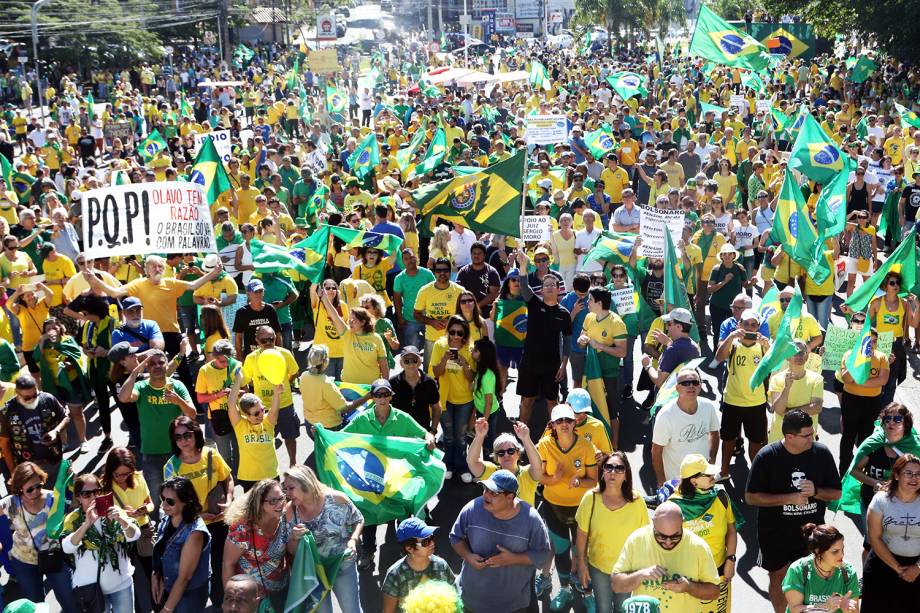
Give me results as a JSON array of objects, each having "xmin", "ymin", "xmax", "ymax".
[
  {"xmin": 415, "ymin": 536, "xmax": 435, "ymax": 547},
  {"xmin": 495, "ymin": 448, "xmax": 518, "ymax": 457},
  {"xmin": 373, "ymin": 391, "xmax": 392, "ymax": 398},
  {"xmin": 77, "ymin": 489, "xmax": 100, "ymax": 499},
  {"xmin": 678, "ymin": 380, "xmax": 701, "ymax": 387},
  {"xmin": 779, "ymin": 298, "xmax": 791, "ymax": 304},
  {"xmin": 459, "ymin": 298, "xmax": 475, "ymax": 305},
  {"xmin": 161, "ymin": 496, "xmax": 177, "ymax": 506},
  {"xmin": 247, "ymin": 408, "xmax": 265, "ymax": 417},
  {"xmin": 534, "ymin": 258, "xmax": 549, "ymax": 264},
  {"xmin": 23, "ymin": 482, "xmax": 45, "ymax": 494},
  {"xmin": 448, "ymin": 330, "xmax": 465, "ymax": 337},
  {"xmin": 883, "ymin": 414, "xmax": 905, "ymax": 424},
  {"xmin": 611, "ymin": 274, "xmax": 626, "ymax": 279},
  {"xmin": 603, "ymin": 463, "xmax": 627, "ymax": 473},
  {"xmin": 654, "ymin": 530, "xmax": 683, "ymax": 543},
  {"xmin": 888, "ymin": 279, "xmax": 901, "ymax": 286},
  {"xmin": 401, "ymin": 357, "xmax": 420, "ymax": 365},
  {"xmin": 852, "ymin": 318, "xmax": 866, "ymax": 324},
  {"xmin": 554, "ymin": 417, "xmax": 575, "ymax": 424},
  {"xmin": 173, "ymin": 431, "xmax": 195, "ymax": 442}
]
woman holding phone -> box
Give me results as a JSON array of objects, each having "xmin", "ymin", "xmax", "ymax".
[{"xmin": 61, "ymin": 473, "xmax": 141, "ymax": 613}]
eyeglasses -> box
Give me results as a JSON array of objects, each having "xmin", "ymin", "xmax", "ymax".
[
  {"xmin": 173, "ymin": 431, "xmax": 195, "ymax": 442},
  {"xmin": 654, "ymin": 530, "xmax": 683, "ymax": 543},
  {"xmin": 702, "ymin": 220, "xmax": 715, "ymax": 225},
  {"xmin": 372, "ymin": 391, "xmax": 392, "ymax": 398},
  {"xmin": 495, "ymin": 448, "xmax": 518, "ymax": 458},
  {"xmin": 554, "ymin": 417, "xmax": 575, "ymax": 424},
  {"xmin": 678, "ymin": 380, "xmax": 701, "ymax": 387},
  {"xmin": 459, "ymin": 298, "xmax": 475, "ymax": 305},
  {"xmin": 77, "ymin": 489, "xmax": 100, "ymax": 499},
  {"xmin": 883, "ymin": 414, "xmax": 905, "ymax": 424},
  {"xmin": 414, "ymin": 536, "xmax": 435, "ymax": 548},
  {"xmin": 264, "ymin": 496, "xmax": 286, "ymax": 506},
  {"xmin": 23, "ymin": 482, "xmax": 45, "ymax": 494},
  {"xmin": 902, "ymin": 470, "xmax": 920, "ymax": 479},
  {"xmin": 113, "ymin": 470, "xmax": 133, "ymax": 480},
  {"xmin": 448, "ymin": 329, "xmax": 465, "ymax": 337},
  {"xmin": 161, "ymin": 496, "xmax": 177, "ymax": 506},
  {"xmin": 603, "ymin": 463, "xmax": 627, "ymax": 473}
]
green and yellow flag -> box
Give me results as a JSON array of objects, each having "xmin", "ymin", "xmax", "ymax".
[
  {"xmin": 688, "ymin": 5, "xmax": 770, "ymax": 71},
  {"xmin": 328, "ymin": 225, "xmax": 404, "ymax": 257},
  {"xmin": 347, "ymin": 133, "xmax": 381, "ymax": 180},
  {"xmin": 250, "ymin": 227, "xmax": 330, "ymax": 284},
  {"xmin": 584, "ymin": 347, "xmax": 611, "ymax": 429},
  {"xmin": 750, "ymin": 288, "xmax": 802, "ymax": 390},
  {"xmin": 583, "ymin": 231, "xmax": 637, "ymax": 268},
  {"xmin": 650, "ymin": 357, "xmax": 706, "ymax": 416},
  {"xmin": 529, "ymin": 60, "xmax": 551, "ymax": 91},
  {"xmin": 494, "ymin": 298, "xmax": 527, "ymax": 348},
  {"xmin": 0, "ymin": 153, "xmax": 12, "ymax": 191},
  {"xmin": 314, "ymin": 425, "xmax": 446, "ymax": 525},
  {"xmin": 189, "ymin": 137, "xmax": 231, "ymax": 205},
  {"xmin": 414, "ymin": 128, "xmax": 447, "ymax": 176},
  {"xmin": 46, "ymin": 459, "xmax": 73, "ymax": 540},
  {"xmin": 325, "ymin": 85, "xmax": 347, "ymax": 114},
  {"xmin": 395, "ymin": 128, "xmax": 426, "ymax": 172},
  {"xmin": 815, "ymin": 170, "xmax": 849, "ymax": 237},
  {"xmin": 844, "ymin": 229, "xmax": 917, "ymax": 313},
  {"xmin": 606, "ymin": 72, "xmax": 648, "ymax": 101},
  {"xmin": 761, "ymin": 27, "xmax": 810, "ymax": 58},
  {"xmin": 85, "ymin": 92, "xmax": 95, "ymax": 123},
  {"xmin": 663, "ymin": 228, "xmax": 700, "ymax": 341},
  {"xmin": 284, "ymin": 532, "xmax": 344, "ymax": 613},
  {"xmin": 136, "ymin": 129, "xmax": 168, "ymax": 163},
  {"xmin": 788, "ymin": 111, "xmax": 852, "ymax": 184},
  {"xmin": 848, "ymin": 56, "xmax": 877, "ymax": 83},
  {"xmin": 844, "ymin": 310, "xmax": 874, "ymax": 384},
  {"xmin": 895, "ymin": 102, "xmax": 920, "ymax": 130},
  {"xmin": 584, "ymin": 125, "xmax": 618, "ymax": 160},
  {"xmin": 412, "ymin": 149, "xmax": 525, "ymax": 237}
]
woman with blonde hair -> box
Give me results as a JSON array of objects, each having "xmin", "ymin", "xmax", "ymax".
[
  {"xmin": 299, "ymin": 344, "xmax": 355, "ymax": 434},
  {"xmin": 399, "ymin": 212, "xmax": 420, "ymax": 257},
  {"xmin": 320, "ymin": 295, "xmax": 388, "ymax": 384},
  {"xmin": 427, "ymin": 224, "xmax": 452, "ymax": 271},
  {"xmin": 223, "ymin": 479, "xmax": 292, "ymax": 612},
  {"xmin": 551, "ymin": 213, "xmax": 577, "ymax": 290},
  {"xmin": 284, "ymin": 465, "xmax": 364, "ymax": 613}
]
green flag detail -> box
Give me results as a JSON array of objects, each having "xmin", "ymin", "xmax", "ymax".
[
  {"xmin": 46, "ymin": 460, "xmax": 73, "ymax": 540},
  {"xmin": 688, "ymin": 5, "xmax": 770, "ymax": 71},
  {"xmin": 749, "ymin": 289, "xmax": 803, "ymax": 390},
  {"xmin": 189, "ymin": 137, "xmax": 232, "ymax": 205},
  {"xmin": 414, "ymin": 128, "xmax": 447, "ymax": 176},
  {"xmin": 606, "ymin": 72, "xmax": 648, "ymax": 101},
  {"xmin": 844, "ymin": 310, "xmax": 874, "ymax": 385},
  {"xmin": 136, "ymin": 129, "xmax": 168, "ymax": 162},
  {"xmin": 844, "ymin": 229, "xmax": 917, "ymax": 313},
  {"xmin": 787, "ymin": 111, "xmax": 853, "ymax": 185},
  {"xmin": 250, "ymin": 227, "xmax": 329, "ymax": 284},
  {"xmin": 347, "ymin": 133, "xmax": 381, "ymax": 180}
]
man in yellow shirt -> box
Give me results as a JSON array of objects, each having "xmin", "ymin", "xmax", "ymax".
[
  {"xmin": 601, "ymin": 155, "xmax": 631, "ymax": 206},
  {"xmin": 235, "ymin": 174, "xmax": 261, "ymax": 222},
  {"xmin": 413, "ymin": 260, "xmax": 465, "ymax": 358}
]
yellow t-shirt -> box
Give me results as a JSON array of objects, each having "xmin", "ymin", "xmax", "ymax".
[
  {"xmin": 576, "ymin": 415, "xmax": 612, "ymax": 454},
  {"xmin": 537, "ymin": 434, "xmax": 598, "ymax": 507},
  {"xmin": 601, "ymin": 166, "xmax": 631, "ymax": 202},
  {"xmin": 723, "ymin": 341, "xmax": 767, "ymax": 406},
  {"xmin": 41, "ymin": 255, "xmax": 76, "ymax": 307},
  {"xmin": 353, "ymin": 260, "xmax": 394, "ymax": 306},
  {"xmin": 341, "ymin": 330, "xmax": 386, "ymax": 385},
  {"xmin": 242, "ymin": 347, "xmax": 298, "ymax": 408},
  {"xmin": 671, "ymin": 489, "xmax": 735, "ymax": 567},
  {"xmin": 18, "ymin": 301, "xmax": 50, "ymax": 351},
  {"xmin": 767, "ymin": 369, "xmax": 825, "ymax": 442},
  {"xmin": 112, "ymin": 471, "xmax": 152, "ymax": 527},
  {"xmin": 0, "ymin": 252, "xmax": 34, "ymax": 289},
  {"xmin": 767, "ymin": 311, "xmax": 823, "ymax": 342},
  {"xmin": 841, "ymin": 350, "xmax": 888, "ymax": 397},
  {"xmin": 428, "ymin": 337, "xmax": 473, "ymax": 404},
  {"xmin": 478, "ymin": 462, "xmax": 539, "ymax": 508},
  {"xmin": 713, "ymin": 173, "xmax": 737, "ymax": 202},
  {"xmin": 124, "ymin": 278, "xmax": 187, "ymax": 334},
  {"xmin": 643, "ymin": 317, "xmax": 667, "ymax": 367},
  {"xmin": 234, "ymin": 419, "xmax": 278, "ymax": 482},
  {"xmin": 193, "ymin": 276, "xmax": 238, "ymax": 303},
  {"xmin": 298, "ymin": 372, "xmax": 347, "ymax": 427},
  {"xmin": 692, "ymin": 231, "xmax": 726, "ymax": 282},
  {"xmin": 163, "ymin": 447, "xmax": 231, "ymax": 524},
  {"xmin": 312, "ymin": 299, "xmax": 348, "ymax": 358},
  {"xmin": 195, "ymin": 360, "xmax": 238, "ymax": 417},
  {"xmin": 414, "ymin": 282, "xmax": 465, "ymax": 342},
  {"xmin": 236, "ymin": 187, "xmax": 261, "ymax": 222},
  {"xmin": 204, "ymin": 332, "xmax": 227, "ymax": 356},
  {"xmin": 575, "ymin": 492, "xmax": 649, "ymax": 573}
]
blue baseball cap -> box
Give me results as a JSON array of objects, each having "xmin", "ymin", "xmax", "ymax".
[
  {"xmin": 567, "ymin": 388, "xmax": 592, "ymax": 413},
  {"xmin": 481, "ymin": 469, "xmax": 519, "ymax": 495},
  {"xmin": 121, "ymin": 297, "xmax": 142, "ymax": 310},
  {"xmin": 396, "ymin": 517, "xmax": 437, "ymax": 542}
]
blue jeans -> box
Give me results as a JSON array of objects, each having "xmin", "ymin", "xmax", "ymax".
[
  {"xmin": 806, "ymin": 295, "xmax": 832, "ymax": 331},
  {"xmin": 213, "ymin": 431, "xmax": 238, "ymax": 475},
  {"xmin": 281, "ymin": 322, "xmax": 294, "ymax": 351},
  {"xmin": 440, "ymin": 401, "xmax": 473, "ymax": 473},
  {"xmin": 9, "ymin": 556, "xmax": 76, "ymax": 613},
  {"xmin": 141, "ymin": 453, "xmax": 172, "ymax": 504},
  {"xmin": 105, "ymin": 583, "xmax": 135, "ymax": 613},
  {"xmin": 399, "ymin": 320, "xmax": 425, "ymax": 351},
  {"xmin": 588, "ymin": 563, "xmax": 628, "ymax": 613},
  {"xmin": 317, "ymin": 556, "xmax": 363, "ymax": 613}
]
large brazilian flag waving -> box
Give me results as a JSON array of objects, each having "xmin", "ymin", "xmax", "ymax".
[
  {"xmin": 314, "ymin": 426, "xmax": 446, "ymax": 526},
  {"xmin": 688, "ymin": 5, "xmax": 770, "ymax": 71}
]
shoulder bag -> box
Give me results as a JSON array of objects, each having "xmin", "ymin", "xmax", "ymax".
[
  {"xmin": 22, "ymin": 496, "xmax": 64, "ymax": 574},
  {"xmin": 205, "ymin": 449, "xmax": 230, "ymax": 515}
]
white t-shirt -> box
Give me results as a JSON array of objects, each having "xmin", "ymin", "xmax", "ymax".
[
  {"xmin": 652, "ymin": 398, "xmax": 721, "ymax": 481},
  {"xmin": 575, "ymin": 227, "xmax": 602, "ymax": 272},
  {"xmin": 448, "ymin": 228, "xmax": 476, "ymax": 269}
]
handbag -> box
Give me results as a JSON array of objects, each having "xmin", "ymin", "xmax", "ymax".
[
  {"xmin": 74, "ymin": 527, "xmax": 105, "ymax": 613},
  {"xmin": 111, "ymin": 488, "xmax": 154, "ymax": 557},
  {"xmin": 204, "ymin": 449, "xmax": 229, "ymax": 515},
  {"xmin": 22, "ymin": 498, "xmax": 64, "ymax": 574}
]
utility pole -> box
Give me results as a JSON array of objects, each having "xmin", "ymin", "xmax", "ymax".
[
  {"xmin": 219, "ymin": 0, "xmax": 230, "ymax": 64},
  {"xmin": 427, "ymin": 0, "xmax": 433, "ymax": 40},
  {"xmin": 31, "ymin": 0, "xmax": 50, "ymax": 125}
]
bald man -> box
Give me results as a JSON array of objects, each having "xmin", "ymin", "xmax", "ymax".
[
  {"xmin": 223, "ymin": 574, "xmax": 259, "ymax": 613},
  {"xmin": 611, "ymin": 502, "xmax": 720, "ymax": 611}
]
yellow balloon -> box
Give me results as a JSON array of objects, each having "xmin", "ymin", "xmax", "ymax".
[{"xmin": 257, "ymin": 349, "xmax": 286, "ymax": 386}]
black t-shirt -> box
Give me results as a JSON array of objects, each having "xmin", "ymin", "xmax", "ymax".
[
  {"xmin": 860, "ymin": 446, "xmax": 895, "ymax": 507},
  {"xmin": 521, "ymin": 296, "xmax": 572, "ymax": 371},
  {"xmin": 77, "ymin": 136, "xmax": 96, "ymax": 158},
  {"xmin": 746, "ymin": 441, "xmax": 841, "ymax": 538},
  {"xmin": 456, "ymin": 263, "xmax": 501, "ymax": 303},
  {"xmin": 902, "ymin": 184, "xmax": 920, "ymax": 222},
  {"xmin": 640, "ymin": 269, "xmax": 664, "ymax": 316},
  {"xmin": 390, "ymin": 371, "xmax": 440, "ymax": 431},
  {"xmin": 0, "ymin": 393, "xmax": 66, "ymax": 464},
  {"xmin": 232, "ymin": 304, "xmax": 281, "ymax": 357}
]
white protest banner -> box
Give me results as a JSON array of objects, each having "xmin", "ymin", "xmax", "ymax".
[
  {"xmin": 821, "ymin": 326, "xmax": 893, "ymax": 370},
  {"xmin": 611, "ymin": 288, "xmax": 636, "ymax": 315},
  {"xmin": 525, "ymin": 114, "xmax": 568, "ymax": 146},
  {"xmin": 82, "ymin": 182, "xmax": 217, "ymax": 260},
  {"xmin": 729, "ymin": 94, "xmax": 746, "ymax": 115},
  {"xmin": 756, "ymin": 100, "xmax": 772, "ymax": 115},
  {"xmin": 521, "ymin": 215, "xmax": 551, "ymax": 242},
  {"xmin": 194, "ymin": 130, "xmax": 232, "ymax": 163},
  {"xmin": 638, "ymin": 206, "xmax": 685, "ymax": 258},
  {"xmin": 239, "ymin": 129, "xmax": 255, "ymax": 147}
]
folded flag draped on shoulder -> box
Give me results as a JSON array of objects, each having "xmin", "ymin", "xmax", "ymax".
[
  {"xmin": 283, "ymin": 532, "xmax": 345, "ymax": 613},
  {"xmin": 250, "ymin": 227, "xmax": 330, "ymax": 284},
  {"xmin": 584, "ymin": 125, "xmax": 618, "ymax": 160},
  {"xmin": 583, "ymin": 347, "xmax": 611, "ymax": 432},
  {"xmin": 844, "ymin": 229, "xmax": 917, "ymax": 312},
  {"xmin": 529, "ymin": 60, "xmax": 551, "ymax": 91},
  {"xmin": 189, "ymin": 137, "xmax": 232, "ymax": 205},
  {"xmin": 314, "ymin": 425, "xmax": 446, "ymax": 526},
  {"xmin": 411, "ymin": 149, "xmax": 525, "ymax": 237},
  {"xmin": 845, "ymin": 310, "xmax": 874, "ymax": 385},
  {"xmin": 347, "ymin": 133, "xmax": 381, "ymax": 180},
  {"xmin": 788, "ymin": 111, "xmax": 853, "ymax": 185},
  {"xmin": 494, "ymin": 298, "xmax": 527, "ymax": 348},
  {"xmin": 136, "ymin": 129, "xmax": 168, "ymax": 163},
  {"xmin": 688, "ymin": 5, "xmax": 770, "ymax": 71},
  {"xmin": 606, "ymin": 72, "xmax": 648, "ymax": 101},
  {"xmin": 750, "ymin": 288, "xmax": 803, "ymax": 390},
  {"xmin": 895, "ymin": 102, "xmax": 920, "ymax": 130},
  {"xmin": 45, "ymin": 459, "xmax": 73, "ymax": 540},
  {"xmin": 650, "ymin": 357, "xmax": 706, "ymax": 416},
  {"xmin": 584, "ymin": 231, "xmax": 637, "ymax": 267}
]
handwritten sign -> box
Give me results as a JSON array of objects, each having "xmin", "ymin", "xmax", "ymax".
[
  {"xmin": 638, "ymin": 206, "xmax": 685, "ymax": 258},
  {"xmin": 730, "ymin": 94, "xmax": 746, "ymax": 115},
  {"xmin": 821, "ymin": 326, "xmax": 893, "ymax": 371},
  {"xmin": 611, "ymin": 287, "xmax": 636, "ymax": 315},
  {"xmin": 521, "ymin": 215, "xmax": 551, "ymax": 242}
]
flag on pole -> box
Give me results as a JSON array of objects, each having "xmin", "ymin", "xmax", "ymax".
[
  {"xmin": 844, "ymin": 310, "xmax": 874, "ymax": 385},
  {"xmin": 188, "ymin": 137, "xmax": 231, "ymax": 205},
  {"xmin": 605, "ymin": 72, "xmax": 648, "ymax": 101},
  {"xmin": 663, "ymin": 228, "xmax": 700, "ymax": 341},
  {"xmin": 325, "ymin": 85, "xmax": 347, "ymax": 114},
  {"xmin": 844, "ymin": 229, "xmax": 917, "ymax": 312},
  {"xmin": 346, "ymin": 133, "xmax": 381, "ymax": 180},
  {"xmin": 788, "ymin": 111, "xmax": 852, "ymax": 184},
  {"xmin": 395, "ymin": 129, "xmax": 426, "ymax": 172},
  {"xmin": 848, "ymin": 56, "xmax": 877, "ymax": 83},
  {"xmin": 895, "ymin": 102, "xmax": 920, "ymax": 130},
  {"xmin": 45, "ymin": 460, "xmax": 73, "ymax": 540},
  {"xmin": 413, "ymin": 128, "xmax": 448, "ymax": 176},
  {"xmin": 688, "ymin": 5, "xmax": 770, "ymax": 71},
  {"xmin": 313, "ymin": 425, "xmax": 446, "ymax": 525},
  {"xmin": 494, "ymin": 298, "xmax": 527, "ymax": 347},
  {"xmin": 749, "ymin": 288, "xmax": 803, "ymax": 390},
  {"xmin": 584, "ymin": 125, "xmax": 618, "ymax": 160},
  {"xmin": 815, "ymin": 170, "xmax": 849, "ymax": 236},
  {"xmin": 85, "ymin": 92, "xmax": 95, "ymax": 122},
  {"xmin": 529, "ymin": 61, "xmax": 551, "ymax": 91},
  {"xmin": 136, "ymin": 129, "xmax": 168, "ymax": 163}
]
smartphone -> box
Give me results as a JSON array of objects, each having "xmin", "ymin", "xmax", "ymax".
[
  {"xmin": 448, "ymin": 349, "xmax": 459, "ymax": 360},
  {"xmin": 94, "ymin": 492, "xmax": 113, "ymax": 516},
  {"xmin": 743, "ymin": 332, "xmax": 758, "ymax": 341}
]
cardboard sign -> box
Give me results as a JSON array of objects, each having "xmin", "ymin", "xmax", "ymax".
[
  {"xmin": 521, "ymin": 215, "xmax": 551, "ymax": 242},
  {"xmin": 611, "ymin": 287, "xmax": 636, "ymax": 315},
  {"xmin": 525, "ymin": 114, "xmax": 568, "ymax": 146},
  {"xmin": 193, "ymin": 130, "xmax": 232, "ymax": 164},
  {"xmin": 103, "ymin": 121, "xmax": 133, "ymax": 142},
  {"xmin": 756, "ymin": 100, "xmax": 772, "ymax": 115},
  {"xmin": 309, "ymin": 48, "xmax": 340, "ymax": 74},
  {"xmin": 82, "ymin": 182, "xmax": 217, "ymax": 259},
  {"xmin": 638, "ymin": 206, "xmax": 685, "ymax": 258},
  {"xmin": 730, "ymin": 94, "xmax": 746, "ymax": 115},
  {"xmin": 821, "ymin": 325, "xmax": 894, "ymax": 371}
]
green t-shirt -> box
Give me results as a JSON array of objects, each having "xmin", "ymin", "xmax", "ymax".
[
  {"xmin": 374, "ymin": 318, "xmax": 397, "ymax": 369},
  {"xmin": 708, "ymin": 262, "xmax": 747, "ymax": 309},
  {"xmin": 176, "ymin": 259, "xmax": 203, "ymax": 307},
  {"xmin": 135, "ymin": 377, "xmax": 192, "ymax": 455},
  {"xmin": 261, "ymin": 274, "xmax": 296, "ymax": 325},
  {"xmin": 279, "ymin": 166, "xmax": 300, "ymax": 193},
  {"xmin": 392, "ymin": 268, "xmax": 436, "ymax": 322},
  {"xmin": 622, "ymin": 595, "xmax": 661, "ymax": 613},
  {"xmin": 473, "ymin": 369, "xmax": 497, "ymax": 414},
  {"xmin": 781, "ymin": 557, "xmax": 860, "ymax": 612},
  {"xmin": 342, "ymin": 407, "xmax": 427, "ymax": 439}
]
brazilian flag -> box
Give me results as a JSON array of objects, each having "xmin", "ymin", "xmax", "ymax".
[
  {"xmin": 762, "ymin": 27, "xmax": 810, "ymax": 58},
  {"xmin": 414, "ymin": 127, "xmax": 446, "ymax": 176},
  {"xmin": 788, "ymin": 111, "xmax": 853, "ymax": 184},
  {"xmin": 336, "ymin": 381, "xmax": 371, "ymax": 411},
  {"xmin": 584, "ymin": 125, "xmax": 617, "ymax": 160},
  {"xmin": 583, "ymin": 231, "xmax": 637, "ymax": 268},
  {"xmin": 848, "ymin": 56, "xmax": 877, "ymax": 83},
  {"xmin": 250, "ymin": 227, "xmax": 330, "ymax": 284},
  {"xmin": 815, "ymin": 170, "xmax": 849, "ymax": 236},
  {"xmin": 10, "ymin": 169, "xmax": 36, "ymax": 205},
  {"xmin": 584, "ymin": 347, "xmax": 611, "ymax": 429},
  {"xmin": 845, "ymin": 310, "xmax": 874, "ymax": 384},
  {"xmin": 688, "ymin": 5, "xmax": 770, "ymax": 71},
  {"xmin": 136, "ymin": 129, "xmax": 168, "ymax": 163},
  {"xmin": 412, "ymin": 149, "xmax": 525, "ymax": 237},
  {"xmin": 844, "ymin": 229, "xmax": 917, "ymax": 313},
  {"xmin": 284, "ymin": 532, "xmax": 345, "ymax": 613},
  {"xmin": 395, "ymin": 128, "xmax": 426, "ymax": 172},
  {"xmin": 188, "ymin": 137, "xmax": 231, "ymax": 205},
  {"xmin": 325, "ymin": 85, "xmax": 347, "ymax": 114},
  {"xmin": 0, "ymin": 153, "xmax": 12, "ymax": 191},
  {"xmin": 45, "ymin": 460, "xmax": 73, "ymax": 539},
  {"xmin": 773, "ymin": 171, "xmax": 830, "ymax": 283},
  {"xmin": 750, "ymin": 289, "xmax": 803, "ymax": 390},
  {"xmin": 347, "ymin": 133, "xmax": 380, "ymax": 180},
  {"xmin": 895, "ymin": 102, "xmax": 920, "ymax": 130},
  {"xmin": 328, "ymin": 225, "xmax": 403, "ymax": 256},
  {"xmin": 663, "ymin": 229, "xmax": 700, "ymax": 342},
  {"xmin": 758, "ymin": 286, "xmax": 782, "ymax": 322},
  {"xmin": 605, "ymin": 72, "xmax": 648, "ymax": 101},
  {"xmin": 700, "ymin": 101, "xmax": 728, "ymax": 117},
  {"xmin": 314, "ymin": 425, "xmax": 446, "ymax": 525},
  {"xmin": 494, "ymin": 298, "xmax": 527, "ymax": 348}
]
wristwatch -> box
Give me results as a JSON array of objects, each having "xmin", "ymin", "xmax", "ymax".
[{"xmin": 725, "ymin": 554, "xmax": 737, "ymax": 562}]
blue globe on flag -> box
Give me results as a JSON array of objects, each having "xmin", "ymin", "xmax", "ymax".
[
  {"xmin": 337, "ymin": 447, "xmax": 386, "ymax": 495},
  {"xmin": 860, "ymin": 335, "xmax": 873, "ymax": 358},
  {"xmin": 788, "ymin": 212, "xmax": 798, "ymax": 238},
  {"xmin": 718, "ymin": 33, "xmax": 747, "ymax": 55},
  {"xmin": 357, "ymin": 150, "xmax": 370, "ymax": 164},
  {"xmin": 189, "ymin": 170, "xmax": 206, "ymax": 185},
  {"xmin": 363, "ymin": 234, "xmax": 383, "ymax": 247},
  {"xmin": 812, "ymin": 145, "xmax": 840, "ymax": 166},
  {"xmin": 767, "ymin": 35, "xmax": 793, "ymax": 55}
]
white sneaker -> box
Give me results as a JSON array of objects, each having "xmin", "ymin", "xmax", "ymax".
[
  {"xmin": 445, "ymin": 471, "xmax": 453, "ymax": 480},
  {"xmin": 461, "ymin": 472, "xmax": 473, "ymax": 483}
]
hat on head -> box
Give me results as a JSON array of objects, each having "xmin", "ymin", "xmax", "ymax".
[
  {"xmin": 680, "ymin": 453, "xmax": 720, "ymax": 479},
  {"xmin": 504, "ymin": 268, "xmax": 520, "ymax": 280},
  {"xmin": 107, "ymin": 342, "xmax": 139, "ymax": 363},
  {"xmin": 550, "ymin": 404, "xmax": 576, "ymax": 422},
  {"xmin": 121, "ymin": 297, "xmax": 143, "ymax": 310},
  {"xmin": 346, "ymin": 178, "xmax": 360, "ymax": 187},
  {"xmin": 481, "ymin": 468, "xmax": 519, "ymax": 495},
  {"xmin": 246, "ymin": 279, "xmax": 264, "ymax": 292},
  {"xmin": 663, "ymin": 307, "xmax": 693, "ymax": 325},
  {"xmin": 719, "ymin": 243, "xmax": 738, "ymax": 256},
  {"xmin": 201, "ymin": 253, "xmax": 220, "ymax": 273},
  {"xmin": 371, "ymin": 378, "xmax": 393, "ymax": 394},
  {"xmin": 740, "ymin": 308, "xmax": 759, "ymax": 323},
  {"xmin": 396, "ymin": 517, "xmax": 437, "ymax": 542},
  {"xmin": 534, "ymin": 246, "xmax": 551, "ymax": 257},
  {"xmin": 566, "ymin": 388, "xmax": 592, "ymax": 413},
  {"xmin": 537, "ymin": 178, "xmax": 553, "ymax": 190},
  {"xmin": 400, "ymin": 346, "xmax": 423, "ymax": 359}
]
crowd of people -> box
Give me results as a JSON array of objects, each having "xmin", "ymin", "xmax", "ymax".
[{"xmin": 1, "ymin": 13, "xmax": 920, "ymax": 613}]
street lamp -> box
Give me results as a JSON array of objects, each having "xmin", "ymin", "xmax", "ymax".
[{"xmin": 31, "ymin": 0, "xmax": 51, "ymax": 125}]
